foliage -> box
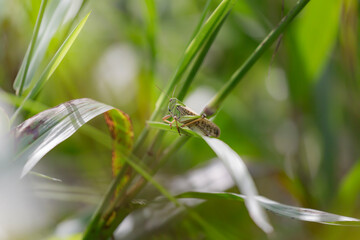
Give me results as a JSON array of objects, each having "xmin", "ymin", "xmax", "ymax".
[{"xmin": 0, "ymin": 0, "xmax": 359, "ymax": 239}]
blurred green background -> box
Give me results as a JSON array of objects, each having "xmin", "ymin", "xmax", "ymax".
[{"xmin": 1, "ymin": 0, "xmax": 360, "ymax": 239}]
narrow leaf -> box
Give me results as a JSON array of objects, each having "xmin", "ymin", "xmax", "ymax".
[
  {"xmin": 29, "ymin": 171, "xmax": 62, "ymax": 182},
  {"xmin": 120, "ymin": 155, "xmax": 228, "ymax": 240},
  {"xmin": 203, "ymin": 0, "xmax": 311, "ymax": 117},
  {"xmin": 14, "ymin": 98, "xmax": 114, "ymax": 178},
  {"xmin": 147, "ymin": 121, "xmax": 201, "ymax": 138},
  {"xmin": 14, "ymin": 0, "xmax": 49, "ymax": 95},
  {"xmin": 14, "ymin": 0, "xmax": 73, "ymax": 93},
  {"xmin": 178, "ymin": 10, "xmax": 228, "ymax": 101},
  {"xmin": 150, "ymin": 0, "xmax": 234, "ymax": 121},
  {"xmin": 202, "ymin": 137, "xmax": 273, "ymax": 233},
  {"xmin": 11, "ymin": 12, "xmax": 91, "ymax": 123},
  {"xmin": 177, "ymin": 192, "xmax": 360, "ymax": 226}
]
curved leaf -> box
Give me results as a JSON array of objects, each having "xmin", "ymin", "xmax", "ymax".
[
  {"xmin": 202, "ymin": 137, "xmax": 273, "ymax": 233},
  {"xmin": 148, "ymin": 122, "xmax": 273, "ymax": 232},
  {"xmin": 29, "ymin": 171, "xmax": 62, "ymax": 182},
  {"xmin": 104, "ymin": 109, "xmax": 133, "ymax": 177},
  {"xmin": 177, "ymin": 192, "xmax": 360, "ymax": 226},
  {"xmin": 14, "ymin": 98, "xmax": 114, "ymax": 178}
]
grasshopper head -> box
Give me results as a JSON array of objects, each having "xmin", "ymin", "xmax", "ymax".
[{"xmin": 168, "ymin": 98, "xmax": 177, "ymax": 114}]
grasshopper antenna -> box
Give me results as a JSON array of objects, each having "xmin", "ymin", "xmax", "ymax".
[
  {"xmin": 155, "ymin": 84, "xmax": 172, "ymax": 99},
  {"xmin": 172, "ymin": 85, "xmax": 177, "ymax": 98}
]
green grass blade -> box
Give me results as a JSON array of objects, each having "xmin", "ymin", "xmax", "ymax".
[
  {"xmin": 177, "ymin": 192, "xmax": 360, "ymax": 226},
  {"xmin": 135, "ymin": 0, "xmax": 234, "ymax": 151},
  {"xmin": 29, "ymin": 171, "xmax": 62, "ymax": 182},
  {"xmin": 178, "ymin": 12, "xmax": 228, "ymax": 101},
  {"xmin": 188, "ymin": 0, "xmax": 213, "ymax": 45},
  {"xmin": 0, "ymin": 91, "xmax": 48, "ymax": 114},
  {"xmin": 118, "ymin": 155, "xmax": 228, "ymax": 240},
  {"xmin": 14, "ymin": 0, "xmax": 74, "ymax": 95},
  {"xmin": 124, "ymin": 156, "xmax": 180, "ymax": 207},
  {"xmin": 144, "ymin": 0, "xmax": 157, "ymax": 61},
  {"xmin": 11, "ymin": 12, "xmax": 91, "ymax": 124},
  {"xmin": 14, "ymin": 0, "xmax": 48, "ymax": 95},
  {"xmin": 203, "ymin": 0, "xmax": 311, "ymax": 117},
  {"xmin": 147, "ymin": 121, "xmax": 201, "ymax": 138},
  {"xmin": 150, "ymin": 0, "xmax": 234, "ymax": 121}
]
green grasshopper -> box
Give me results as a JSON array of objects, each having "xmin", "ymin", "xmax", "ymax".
[{"xmin": 162, "ymin": 98, "xmax": 220, "ymax": 138}]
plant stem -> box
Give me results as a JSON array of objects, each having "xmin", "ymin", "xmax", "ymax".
[
  {"xmin": 148, "ymin": 0, "xmax": 233, "ymax": 119},
  {"xmin": 132, "ymin": 0, "xmax": 234, "ymax": 152},
  {"xmin": 189, "ymin": 0, "xmax": 213, "ymax": 43},
  {"xmin": 84, "ymin": 137, "xmax": 189, "ymax": 239},
  {"xmin": 81, "ymin": 0, "xmax": 314, "ymax": 238},
  {"xmin": 178, "ymin": 13, "xmax": 228, "ymax": 101},
  {"xmin": 203, "ymin": 0, "xmax": 311, "ymax": 117}
]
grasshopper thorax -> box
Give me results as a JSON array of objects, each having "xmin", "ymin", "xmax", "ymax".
[
  {"xmin": 168, "ymin": 98, "xmax": 183, "ymax": 119},
  {"xmin": 168, "ymin": 98, "xmax": 177, "ymax": 112}
]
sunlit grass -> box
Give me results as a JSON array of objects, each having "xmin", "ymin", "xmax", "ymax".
[{"xmin": 1, "ymin": 0, "xmax": 359, "ymax": 239}]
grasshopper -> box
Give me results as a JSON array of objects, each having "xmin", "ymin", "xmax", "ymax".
[{"xmin": 162, "ymin": 98, "xmax": 220, "ymax": 138}]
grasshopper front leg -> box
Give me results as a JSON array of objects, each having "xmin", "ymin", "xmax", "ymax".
[
  {"xmin": 162, "ymin": 115, "xmax": 175, "ymax": 128},
  {"xmin": 163, "ymin": 115, "xmax": 182, "ymax": 135}
]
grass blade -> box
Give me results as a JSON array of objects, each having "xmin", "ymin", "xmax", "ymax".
[
  {"xmin": 114, "ymin": 155, "xmax": 228, "ymax": 240},
  {"xmin": 202, "ymin": 137, "xmax": 273, "ymax": 233},
  {"xmin": 149, "ymin": 0, "xmax": 234, "ymax": 122},
  {"xmin": 147, "ymin": 121, "xmax": 201, "ymax": 138},
  {"xmin": 203, "ymin": 0, "xmax": 311, "ymax": 117},
  {"xmin": 14, "ymin": 98, "xmax": 114, "ymax": 178},
  {"xmin": 134, "ymin": 0, "xmax": 233, "ymax": 152},
  {"xmin": 14, "ymin": 0, "xmax": 73, "ymax": 95},
  {"xmin": 29, "ymin": 171, "xmax": 62, "ymax": 182},
  {"xmin": 177, "ymin": 10, "xmax": 228, "ymax": 101},
  {"xmin": 177, "ymin": 192, "xmax": 360, "ymax": 226},
  {"xmin": 11, "ymin": 12, "xmax": 91, "ymax": 124},
  {"xmin": 14, "ymin": 0, "xmax": 48, "ymax": 95}
]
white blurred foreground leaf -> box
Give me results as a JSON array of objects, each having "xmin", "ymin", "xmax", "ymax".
[
  {"xmin": 202, "ymin": 136, "xmax": 273, "ymax": 233},
  {"xmin": 148, "ymin": 120, "xmax": 273, "ymax": 233},
  {"xmin": 176, "ymin": 192, "xmax": 360, "ymax": 226},
  {"xmin": 1, "ymin": 125, "xmax": 50, "ymax": 239},
  {"xmin": 14, "ymin": 98, "xmax": 114, "ymax": 178}
]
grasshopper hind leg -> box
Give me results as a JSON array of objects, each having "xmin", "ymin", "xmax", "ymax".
[{"xmin": 173, "ymin": 116, "xmax": 181, "ymax": 136}]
